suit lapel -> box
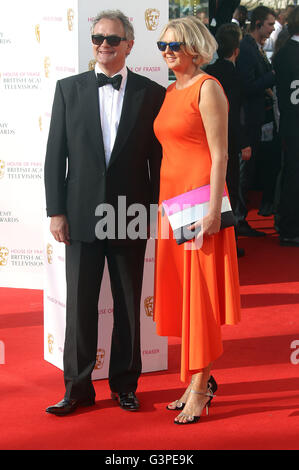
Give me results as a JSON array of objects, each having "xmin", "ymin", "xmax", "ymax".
[
  {"xmin": 108, "ymin": 69, "xmax": 146, "ymax": 168},
  {"xmin": 77, "ymin": 71, "xmax": 106, "ymax": 169}
]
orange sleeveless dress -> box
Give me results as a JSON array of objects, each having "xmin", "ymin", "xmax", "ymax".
[{"xmin": 153, "ymin": 74, "xmax": 241, "ymax": 382}]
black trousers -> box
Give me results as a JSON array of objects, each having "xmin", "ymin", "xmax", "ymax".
[
  {"xmin": 278, "ymin": 136, "xmax": 299, "ymax": 238},
  {"xmin": 257, "ymin": 133, "xmax": 281, "ymax": 209},
  {"xmin": 235, "ymin": 141, "xmax": 259, "ymax": 223},
  {"xmin": 63, "ymin": 238, "xmax": 147, "ymax": 401},
  {"xmin": 226, "ymin": 148, "xmax": 240, "ymax": 242},
  {"xmin": 235, "ymin": 133, "xmax": 281, "ymax": 222},
  {"xmin": 226, "ymin": 148, "xmax": 240, "ymax": 216}
]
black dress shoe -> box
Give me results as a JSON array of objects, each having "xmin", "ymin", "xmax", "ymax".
[
  {"xmin": 258, "ymin": 203, "xmax": 273, "ymax": 217},
  {"xmin": 46, "ymin": 397, "xmax": 95, "ymax": 416},
  {"xmin": 111, "ymin": 391, "xmax": 140, "ymax": 411},
  {"xmin": 280, "ymin": 236, "xmax": 299, "ymax": 247},
  {"xmin": 237, "ymin": 220, "xmax": 266, "ymax": 237}
]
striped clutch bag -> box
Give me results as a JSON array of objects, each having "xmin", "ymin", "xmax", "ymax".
[{"xmin": 162, "ymin": 184, "xmax": 235, "ymax": 245}]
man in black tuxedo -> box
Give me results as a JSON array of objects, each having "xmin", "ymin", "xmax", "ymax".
[
  {"xmin": 232, "ymin": 5, "xmax": 248, "ymax": 37},
  {"xmin": 206, "ymin": 23, "xmax": 251, "ymax": 257},
  {"xmin": 273, "ymin": 7, "xmax": 299, "ymax": 246},
  {"xmin": 209, "ymin": 0, "xmax": 241, "ymax": 35},
  {"xmin": 235, "ymin": 6, "xmax": 276, "ymax": 237},
  {"xmin": 44, "ymin": 10, "xmax": 165, "ymax": 416}
]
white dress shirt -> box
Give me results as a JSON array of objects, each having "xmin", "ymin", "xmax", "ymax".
[{"xmin": 95, "ymin": 63, "xmax": 127, "ymax": 167}]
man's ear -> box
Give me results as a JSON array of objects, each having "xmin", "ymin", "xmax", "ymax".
[{"xmin": 126, "ymin": 40, "xmax": 134, "ymax": 56}]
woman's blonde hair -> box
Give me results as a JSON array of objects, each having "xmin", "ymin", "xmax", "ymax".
[{"xmin": 159, "ymin": 16, "xmax": 217, "ymax": 66}]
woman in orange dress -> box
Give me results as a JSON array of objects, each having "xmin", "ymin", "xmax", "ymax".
[{"xmin": 153, "ymin": 16, "xmax": 241, "ymax": 424}]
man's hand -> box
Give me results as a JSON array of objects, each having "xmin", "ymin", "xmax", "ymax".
[
  {"xmin": 241, "ymin": 146, "xmax": 252, "ymax": 161},
  {"xmin": 50, "ymin": 215, "xmax": 70, "ymax": 245}
]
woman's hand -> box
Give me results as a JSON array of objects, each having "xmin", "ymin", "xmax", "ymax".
[{"xmin": 188, "ymin": 212, "xmax": 221, "ymax": 239}]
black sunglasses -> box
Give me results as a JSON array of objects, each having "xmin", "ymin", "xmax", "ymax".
[
  {"xmin": 91, "ymin": 34, "xmax": 127, "ymax": 47},
  {"xmin": 157, "ymin": 41, "xmax": 185, "ymax": 52}
]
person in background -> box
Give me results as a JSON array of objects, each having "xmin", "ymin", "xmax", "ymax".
[
  {"xmin": 209, "ymin": 0, "xmax": 241, "ymax": 36},
  {"xmin": 285, "ymin": 4, "xmax": 296, "ymax": 21},
  {"xmin": 154, "ymin": 16, "xmax": 241, "ymax": 425},
  {"xmin": 232, "ymin": 5, "xmax": 249, "ymax": 36},
  {"xmin": 273, "ymin": 7, "xmax": 299, "ymax": 247},
  {"xmin": 235, "ymin": 6, "xmax": 277, "ymax": 236},
  {"xmin": 264, "ymin": 9, "xmax": 286, "ymax": 55},
  {"xmin": 196, "ymin": 8, "xmax": 209, "ymax": 26},
  {"xmin": 206, "ymin": 23, "xmax": 251, "ymax": 258},
  {"xmin": 274, "ymin": 4, "xmax": 296, "ymax": 55}
]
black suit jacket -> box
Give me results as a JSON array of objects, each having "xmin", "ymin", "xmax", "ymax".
[
  {"xmin": 206, "ymin": 58, "xmax": 249, "ymax": 152},
  {"xmin": 236, "ymin": 34, "xmax": 276, "ymax": 144},
  {"xmin": 273, "ymin": 39, "xmax": 299, "ymax": 138},
  {"xmin": 209, "ymin": 0, "xmax": 240, "ymax": 34},
  {"xmin": 44, "ymin": 69, "xmax": 165, "ymax": 242}
]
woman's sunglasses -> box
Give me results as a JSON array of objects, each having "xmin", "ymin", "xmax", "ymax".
[
  {"xmin": 157, "ymin": 41, "xmax": 185, "ymax": 52},
  {"xmin": 91, "ymin": 34, "xmax": 127, "ymax": 47}
]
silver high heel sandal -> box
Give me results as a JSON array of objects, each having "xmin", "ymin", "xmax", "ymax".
[
  {"xmin": 166, "ymin": 375, "xmax": 217, "ymax": 411},
  {"xmin": 174, "ymin": 389, "xmax": 216, "ymax": 425},
  {"xmin": 166, "ymin": 380, "xmax": 194, "ymax": 411}
]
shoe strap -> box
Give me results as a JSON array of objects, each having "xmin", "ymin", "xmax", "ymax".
[{"xmin": 190, "ymin": 390, "xmax": 216, "ymax": 398}]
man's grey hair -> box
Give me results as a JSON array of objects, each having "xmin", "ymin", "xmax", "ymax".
[{"xmin": 91, "ymin": 10, "xmax": 134, "ymax": 41}]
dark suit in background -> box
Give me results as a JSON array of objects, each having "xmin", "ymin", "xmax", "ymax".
[
  {"xmin": 44, "ymin": 68, "xmax": 165, "ymax": 404},
  {"xmin": 206, "ymin": 58, "xmax": 245, "ymax": 215},
  {"xmin": 273, "ymin": 38, "xmax": 299, "ymax": 242},
  {"xmin": 209, "ymin": 0, "xmax": 241, "ymax": 35},
  {"xmin": 235, "ymin": 33, "xmax": 277, "ymax": 226}
]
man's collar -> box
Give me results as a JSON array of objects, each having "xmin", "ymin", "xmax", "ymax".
[{"xmin": 248, "ymin": 32, "xmax": 263, "ymax": 49}]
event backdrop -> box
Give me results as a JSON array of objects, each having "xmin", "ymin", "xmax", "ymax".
[{"xmin": 0, "ymin": 1, "xmax": 45, "ymax": 288}]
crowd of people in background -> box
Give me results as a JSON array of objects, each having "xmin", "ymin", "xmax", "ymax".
[{"xmin": 196, "ymin": 3, "xmax": 299, "ymax": 251}]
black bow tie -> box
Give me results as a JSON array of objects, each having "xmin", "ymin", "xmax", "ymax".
[{"xmin": 97, "ymin": 73, "xmax": 122, "ymax": 90}]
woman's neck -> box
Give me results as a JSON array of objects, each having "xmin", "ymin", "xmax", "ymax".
[{"xmin": 174, "ymin": 65, "xmax": 203, "ymax": 89}]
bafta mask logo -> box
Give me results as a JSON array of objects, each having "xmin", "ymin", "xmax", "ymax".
[
  {"xmin": 48, "ymin": 333, "xmax": 54, "ymax": 354},
  {"xmin": 88, "ymin": 59, "xmax": 96, "ymax": 71},
  {"xmin": 144, "ymin": 296, "xmax": 154, "ymax": 317},
  {"xmin": 44, "ymin": 56, "xmax": 50, "ymax": 78},
  {"xmin": 0, "ymin": 247, "xmax": 9, "ymax": 267},
  {"xmin": 38, "ymin": 116, "xmax": 42, "ymax": 131},
  {"xmin": 35, "ymin": 24, "xmax": 40, "ymax": 43},
  {"xmin": 95, "ymin": 348, "xmax": 105, "ymax": 369},
  {"xmin": 0, "ymin": 160, "xmax": 5, "ymax": 179},
  {"xmin": 67, "ymin": 8, "xmax": 74, "ymax": 31},
  {"xmin": 145, "ymin": 8, "xmax": 160, "ymax": 31},
  {"xmin": 46, "ymin": 243, "xmax": 53, "ymax": 264}
]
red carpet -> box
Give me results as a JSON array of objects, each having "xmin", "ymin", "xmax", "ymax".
[{"xmin": 1, "ymin": 197, "xmax": 299, "ymax": 451}]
